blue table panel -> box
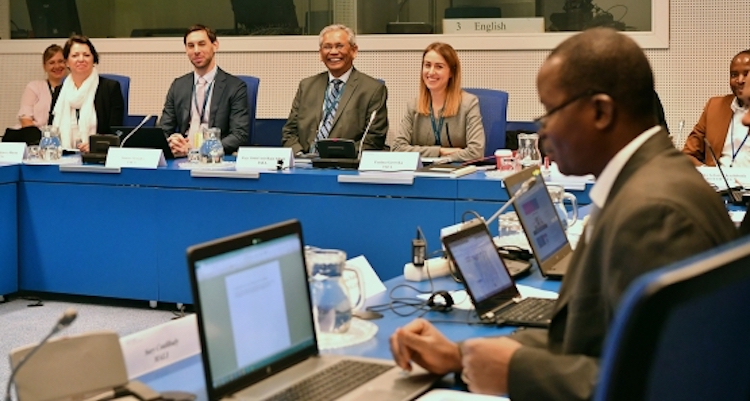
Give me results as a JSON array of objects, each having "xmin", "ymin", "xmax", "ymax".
[
  {"xmin": 457, "ymin": 171, "xmax": 593, "ymax": 205},
  {"xmin": 0, "ymin": 182, "xmax": 18, "ymax": 296}
]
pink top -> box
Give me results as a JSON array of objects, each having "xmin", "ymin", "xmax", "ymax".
[{"xmin": 17, "ymin": 80, "xmax": 54, "ymax": 128}]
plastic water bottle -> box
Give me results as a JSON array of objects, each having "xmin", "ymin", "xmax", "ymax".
[
  {"xmin": 39, "ymin": 126, "xmax": 62, "ymax": 161},
  {"xmin": 200, "ymin": 128, "xmax": 224, "ymax": 163}
]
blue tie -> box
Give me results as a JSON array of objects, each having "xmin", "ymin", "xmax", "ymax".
[{"xmin": 312, "ymin": 79, "xmax": 343, "ymax": 153}]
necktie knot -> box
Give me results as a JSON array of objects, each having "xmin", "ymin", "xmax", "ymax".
[
  {"xmin": 198, "ymin": 77, "xmax": 207, "ymax": 87},
  {"xmin": 331, "ymin": 79, "xmax": 343, "ymax": 93}
]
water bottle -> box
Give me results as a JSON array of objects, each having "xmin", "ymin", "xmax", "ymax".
[
  {"xmin": 39, "ymin": 125, "xmax": 62, "ymax": 161},
  {"xmin": 200, "ymin": 128, "xmax": 224, "ymax": 164}
]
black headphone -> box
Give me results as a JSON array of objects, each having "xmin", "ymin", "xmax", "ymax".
[{"xmin": 427, "ymin": 290, "xmax": 454, "ymax": 312}]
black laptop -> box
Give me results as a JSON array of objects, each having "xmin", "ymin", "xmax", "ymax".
[
  {"xmin": 110, "ymin": 126, "xmax": 175, "ymax": 159},
  {"xmin": 186, "ymin": 220, "xmax": 437, "ymax": 401}
]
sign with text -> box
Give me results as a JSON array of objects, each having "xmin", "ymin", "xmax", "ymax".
[
  {"xmin": 105, "ymin": 148, "xmax": 166, "ymax": 169},
  {"xmin": 443, "ymin": 18, "xmax": 544, "ymax": 34},
  {"xmin": 359, "ymin": 151, "xmax": 420, "ymax": 172},
  {"xmin": 236, "ymin": 147, "xmax": 294, "ymax": 171},
  {"xmin": 0, "ymin": 143, "xmax": 26, "ymax": 164}
]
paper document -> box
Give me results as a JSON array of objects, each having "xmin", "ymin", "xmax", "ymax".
[
  {"xmin": 417, "ymin": 389, "xmax": 509, "ymax": 400},
  {"xmin": 696, "ymin": 166, "xmax": 750, "ymax": 189}
]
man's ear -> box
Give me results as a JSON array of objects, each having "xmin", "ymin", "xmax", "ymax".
[{"xmin": 591, "ymin": 93, "xmax": 615, "ymax": 130}]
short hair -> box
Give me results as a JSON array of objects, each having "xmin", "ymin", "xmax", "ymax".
[
  {"xmin": 418, "ymin": 42, "xmax": 463, "ymax": 117},
  {"xmin": 549, "ymin": 27, "xmax": 655, "ymax": 120},
  {"xmin": 184, "ymin": 24, "xmax": 217, "ymax": 45},
  {"xmin": 42, "ymin": 44, "xmax": 63, "ymax": 64},
  {"xmin": 733, "ymin": 49, "xmax": 750, "ymax": 60},
  {"xmin": 318, "ymin": 24, "xmax": 356, "ymax": 47},
  {"xmin": 63, "ymin": 35, "xmax": 99, "ymax": 64}
]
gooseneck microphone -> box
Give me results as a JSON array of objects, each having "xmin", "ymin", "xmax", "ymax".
[
  {"xmin": 120, "ymin": 114, "xmax": 154, "ymax": 147},
  {"xmin": 485, "ymin": 175, "xmax": 538, "ymax": 227},
  {"xmin": 357, "ymin": 110, "xmax": 378, "ymax": 159},
  {"xmin": 703, "ymin": 136, "xmax": 744, "ymax": 205},
  {"xmin": 4, "ymin": 308, "xmax": 78, "ymax": 401}
]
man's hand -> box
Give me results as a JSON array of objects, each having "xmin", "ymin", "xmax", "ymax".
[
  {"xmin": 389, "ymin": 318, "xmax": 462, "ymax": 375},
  {"xmin": 168, "ymin": 134, "xmax": 190, "ymax": 157},
  {"xmin": 460, "ymin": 337, "xmax": 522, "ymax": 395}
]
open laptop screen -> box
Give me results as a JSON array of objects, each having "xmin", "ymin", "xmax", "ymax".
[{"xmin": 193, "ymin": 232, "xmax": 314, "ymax": 389}]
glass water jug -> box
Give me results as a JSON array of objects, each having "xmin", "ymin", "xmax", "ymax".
[
  {"xmin": 305, "ymin": 248, "xmax": 365, "ymax": 334},
  {"xmin": 39, "ymin": 125, "xmax": 62, "ymax": 161},
  {"xmin": 517, "ymin": 133, "xmax": 541, "ymax": 169},
  {"xmin": 547, "ymin": 184, "xmax": 579, "ymax": 231}
]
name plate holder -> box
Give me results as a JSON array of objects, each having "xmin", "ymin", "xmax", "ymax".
[
  {"xmin": 236, "ymin": 147, "xmax": 294, "ymax": 171},
  {"xmin": 105, "ymin": 148, "xmax": 166, "ymax": 169},
  {"xmin": 338, "ymin": 151, "xmax": 418, "ymax": 185},
  {"xmin": 60, "ymin": 165, "xmax": 121, "ymax": 174},
  {"xmin": 190, "ymin": 169, "xmax": 260, "ymax": 179},
  {"xmin": 0, "ymin": 143, "xmax": 26, "ymax": 165}
]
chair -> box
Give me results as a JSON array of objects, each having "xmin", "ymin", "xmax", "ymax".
[
  {"xmin": 236, "ymin": 75, "xmax": 260, "ymax": 145},
  {"xmin": 464, "ymin": 88, "xmax": 509, "ymax": 156},
  {"xmin": 100, "ymin": 73, "xmax": 130, "ymax": 123},
  {"xmin": 594, "ymin": 236, "xmax": 750, "ymax": 401}
]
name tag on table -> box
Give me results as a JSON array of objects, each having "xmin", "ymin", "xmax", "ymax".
[
  {"xmin": 359, "ymin": 151, "xmax": 420, "ymax": 172},
  {"xmin": 236, "ymin": 147, "xmax": 294, "ymax": 171},
  {"xmin": 119, "ymin": 314, "xmax": 201, "ymax": 379},
  {"xmin": 105, "ymin": 148, "xmax": 166, "ymax": 169},
  {"xmin": 0, "ymin": 143, "xmax": 26, "ymax": 164}
]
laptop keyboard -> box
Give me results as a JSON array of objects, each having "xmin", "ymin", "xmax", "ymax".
[
  {"xmin": 264, "ymin": 360, "xmax": 392, "ymax": 401},
  {"xmin": 495, "ymin": 297, "xmax": 555, "ymax": 326}
]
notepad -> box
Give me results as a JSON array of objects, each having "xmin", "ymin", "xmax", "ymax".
[{"xmin": 414, "ymin": 164, "xmax": 477, "ymax": 178}]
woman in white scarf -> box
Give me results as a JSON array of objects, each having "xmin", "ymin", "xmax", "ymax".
[{"xmin": 52, "ymin": 35, "xmax": 124, "ymax": 152}]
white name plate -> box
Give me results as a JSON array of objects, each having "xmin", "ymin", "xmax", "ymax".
[
  {"xmin": 120, "ymin": 314, "xmax": 200, "ymax": 379},
  {"xmin": 105, "ymin": 148, "xmax": 166, "ymax": 169},
  {"xmin": 0, "ymin": 143, "xmax": 26, "ymax": 164},
  {"xmin": 359, "ymin": 151, "xmax": 420, "ymax": 172},
  {"xmin": 443, "ymin": 18, "xmax": 544, "ymax": 34},
  {"xmin": 236, "ymin": 147, "xmax": 294, "ymax": 171}
]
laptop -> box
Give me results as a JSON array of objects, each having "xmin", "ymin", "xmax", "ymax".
[
  {"xmin": 186, "ymin": 219, "xmax": 437, "ymax": 401},
  {"xmin": 110, "ymin": 126, "xmax": 175, "ymax": 159},
  {"xmin": 503, "ymin": 167, "xmax": 573, "ymax": 279},
  {"xmin": 441, "ymin": 218, "xmax": 555, "ymax": 327}
]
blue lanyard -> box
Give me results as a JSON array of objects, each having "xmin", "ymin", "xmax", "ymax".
[
  {"xmin": 730, "ymin": 121, "xmax": 750, "ymax": 165},
  {"xmin": 429, "ymin": 103, "xmax": 445, "ymax": 146},
  {"xmin": 322, "ymin": 81, "xmax": 344, "ymax": 122},
  {"xmin": 193, "ymin": 80, "xmax": 214, "ymax": 124}
]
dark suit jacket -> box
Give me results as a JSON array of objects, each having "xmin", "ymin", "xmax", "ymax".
[
  {"xmin": 95, "ymin": 77, "xmax": 125, "ymax": 133},
  {"xmin": 281, "ymin": 69, "xmax": 388, "ymax": 154},
  {"xmin": 160, "ymin": 67, "xmax": 249, "ymax": 154},
  {"xmin": 682, "ymin": 94, "xmax": 735, "ymax": 166},
  {"xmin": 507, "ymin": 131, "xmax": 738, "ymax": 401}
]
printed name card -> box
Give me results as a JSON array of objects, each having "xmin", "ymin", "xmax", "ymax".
[
  {"xmin": 0, "ymin": 143, "xmax": 26, "ymax": 164},
  {"xmin": 236, "ymin": 147, "xmax": 294, "ymax": 171},
  {"xmin": 358, "ymin": 151, "xmax": 420, "ymax": 172},
  {"xmin": 442, "ymin": 18, "xmax": 545, "ymax": 34},
  {"xmin": 105, "ymin": 148, "xmax": 166, "ymax": 169},
  {"xmin": 119, "ymin": 314, "xmax": 201, "ymax": 379}
]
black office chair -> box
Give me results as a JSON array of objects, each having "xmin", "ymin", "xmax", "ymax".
[{"xmin": 594, "ymin": 236, "xmax": 750, "ymax": 401}]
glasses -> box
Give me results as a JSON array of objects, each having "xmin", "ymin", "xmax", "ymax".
[{"xmin": 533, "ymin": 90, "xmax": 603, "ymax": 130}]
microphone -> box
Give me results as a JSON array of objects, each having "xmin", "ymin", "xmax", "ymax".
[
  {"xmin": 358, "ymin": 110, "xmax": 378, "ymax": 159},
  {"xmin": 703, "ymin": 137, "xmax": 744, "ymax": 205},
  {"xmin": 5, "ymin": 308, "xmax": 78, "ymax": 401},
  {"xmin": 119, "ymin": 114, "xmax": 154, "ymax": 147},
  {"xmin": 485, "ymin": 175, "xmax": 538, "ymax": 227}
]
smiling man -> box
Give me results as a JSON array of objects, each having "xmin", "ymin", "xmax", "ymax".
[
  {"xmin": 281, "ymin": 24, "xmax": 388, "ymax": 155},
  {"xmin": 160, "ymin": 24, "xmax": 249, "ymax": 156},
  {"xmin": 389, "ymin": 28, "xmax": 737, "ymax": 401}
]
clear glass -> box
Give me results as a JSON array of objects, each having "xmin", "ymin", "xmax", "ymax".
[
  {"xmin": 25, "ymin": 145, "xmax": 40, "ymax": 160},
  {"xmin": 39, "ymin": 125, "xmax": 61, "ymax": 161},
  {"xmin": 305, "ymin": 248, "xmax": 364, "ymax": 334},
  {"xmin": 517, "ymin": 133, "xmax": 541, "ymax": 168},
  {"xmin": 498, "ymin": 211, "xmax": 523, "ymax": 238},
  {"xmin": 199, "ymin": 128, "xmax": 224, "ymax": 164},
  {"xmin": 547, "ymin": 184, "xmax": 579, "ymax": 231}
]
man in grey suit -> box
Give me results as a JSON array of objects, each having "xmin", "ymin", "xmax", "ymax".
[
  {"xmin": 389, "ymin": 28, "xmax": 738, "ymax": 400},
  {"xmin": 160, "ymin": 25, "xmax": 249, "ymax": 156},
  {"xmin": 281, "ymin": 24, "xmax": 388, "ymax": 155}
]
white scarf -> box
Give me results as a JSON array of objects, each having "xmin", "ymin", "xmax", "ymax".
[{"xmin": 52, "ymin": 67, "xmax": 99, "ymax": 149}]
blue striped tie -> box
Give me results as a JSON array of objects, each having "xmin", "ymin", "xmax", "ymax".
[{"xmin": 312, "ymin": 79, "xmax": 343, "ymax": 153}]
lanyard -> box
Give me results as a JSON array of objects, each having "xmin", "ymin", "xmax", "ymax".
[
  {"xmin": 730, "ymin": 121, "xmax": 750, "ymax": 165},
  {"xmin": 193, "ymin": 80, "xmax": 214, "ymax": 124},
  {"xmin": 429, "ymin": 102, "xmax": 445, "ymax": 146},
  {"xmin": 322, "ymin": 81, "xmax": 345, "ymax": 122}
]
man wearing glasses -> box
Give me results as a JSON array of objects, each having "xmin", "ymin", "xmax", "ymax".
[
  {"xmin": 281, "ymin": 24, "xmax": 388, "ymax": 155},
  {"xmin": 390, "ymin": 28, "xmax": 737, "ymax": 401}
]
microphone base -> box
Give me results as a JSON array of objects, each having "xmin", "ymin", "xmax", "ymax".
[
  {"xmin": 404, "ymin": 257, "xmax": 451, "ymax": 281},
  {"xmin": 312, "ymin": 157, "xmax": 360, "ymax": 169},
  {"xmin": 81, "ymin": 152, "xmax": 108, "ymax": 165}
]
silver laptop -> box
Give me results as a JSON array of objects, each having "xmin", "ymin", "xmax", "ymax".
[
  {"xmin": 503, "ymin": 167, "xmax": 573, "ymax": 279},
  {"xmin": 186, "ymin": 219, "xmax": 437, "ymax": 401}
]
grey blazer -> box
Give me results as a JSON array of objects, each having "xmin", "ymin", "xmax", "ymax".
[
  {"xmin": 281, "ymin": 69, "xmax": 388, "ymax": 154},
  {"xmin": 506, "ymin": 131, "xmax": 738, "ymax": 401},
  {"xmin": 391, "ymin": 91, "xmax": 485, "ymax": 162},
  {"xmin": 160, "ymin": 67, "xmax": 249, "ymax": 154}
]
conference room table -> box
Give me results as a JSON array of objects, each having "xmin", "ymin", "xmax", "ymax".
[
  {"xmin": 0, "ymin": 159, "xmax": 591, "ymax": 304},
  {"xmin": 135, "ymin": 269, "xmax": 562, "ymax": 401}
]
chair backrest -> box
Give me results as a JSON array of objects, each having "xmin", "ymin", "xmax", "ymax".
[
  {"xmin": 236, "ymin": 75, "xmax": 260, "ymax": 145},
  {"xmin": 99, "ymin": 73, "xmax": 130, "ymax": 122},
  {"xmin": 594, "ymin": 236, "xmax": 750, "ymax": 401},
  {"xmin": 10, "ymin": 331, "xmax": 129, "ymax": 401},
  {"xmin": 463, "ymin": 88, "xmax": 509, "ymax": 156}
]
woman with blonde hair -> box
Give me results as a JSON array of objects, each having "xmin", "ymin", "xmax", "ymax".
[{"xmin": 16, "ymin": 44, "xmax": 67, "ymax": 128}]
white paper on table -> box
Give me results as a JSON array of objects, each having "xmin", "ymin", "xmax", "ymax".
[
  {"xmin": 345, "ymin": 255, "xmax": 386, "ymax": 309},
  {"xmin": 417, "ymin": 285, "xmax": 557, "ymax": 311},
  {"xmin": 417, "ymin": 389, "xmax": 510, "ymax": 400}
]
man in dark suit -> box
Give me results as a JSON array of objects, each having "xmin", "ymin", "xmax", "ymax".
[
  {"xmin": 281, "ymin": 24, "xmax": 388, "ymax": 154},
  {"xmin": 389, "ymin": 28, "xmax": 738, "ymax": 401},
  {"xmin": 160, "ymin": 25, "xmax": 249, "ymax": 156}
]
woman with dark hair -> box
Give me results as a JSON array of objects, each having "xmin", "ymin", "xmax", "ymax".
[
  {"xmin": 52, "ymin": 35, "xmax": 123, "ymax": 152},
  {"xmin": 17, "ymin": 44, "xmax": 67, "ymax": 128},
  {"xmin": 392, "ymin": 42, "xmax": 485, "ymax": 162}
]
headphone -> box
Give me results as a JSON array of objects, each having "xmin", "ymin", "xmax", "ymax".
[{"xmin": 427, "ymin": 290, "xmax": 455, "ymax": 312}]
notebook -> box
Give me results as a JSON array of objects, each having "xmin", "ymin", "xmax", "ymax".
[
  {"xmin": 186, "ymin": 219, "xmax": 437, "ymax": 401},
  {"xmin": 110, "ymin": 126, "xmax": 175, "ymax": 160},
  {"xmin": 502, "ymin": 167, "xmax": 573, "ymax": 279},
  {"xmin": 441, "ymin": 218, "xmax": 555, "ymax": 327}
]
